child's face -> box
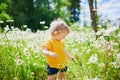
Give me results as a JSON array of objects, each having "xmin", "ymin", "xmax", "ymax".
[{"xmin": 55, "ymin": 31, "xmax": 68, "ymax": 40}]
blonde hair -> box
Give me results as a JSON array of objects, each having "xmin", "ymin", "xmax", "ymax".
[{"xmin": 49, "ymin": 18, "xmax": 70, "ymax": 36}]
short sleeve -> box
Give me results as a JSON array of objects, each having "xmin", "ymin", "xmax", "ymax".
[{"xmin": 42, "ymin": 40, "xmax": 52, "ymax": 50}]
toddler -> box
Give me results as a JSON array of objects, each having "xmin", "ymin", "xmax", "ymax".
[{"xmin": 42, "ymin": 18, "xmax": 75, "ymax": 80}]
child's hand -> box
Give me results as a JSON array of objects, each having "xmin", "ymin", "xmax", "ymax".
[
  {"xmin": 49, "ymin": 52, "xmax": 57, "ymax": 58},
  {"xmin": 71, "ymin": 56, "xmax": 76, "ymax": 62}
]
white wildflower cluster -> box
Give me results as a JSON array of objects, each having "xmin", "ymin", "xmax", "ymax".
[
  {"xmin": 0, "ymin": 21, "xmax": 4, "ymax": 23},
  {"xmin": 86, "ymin": 49, "xmax": 91, "ymax": 54},
  {"xmin": 40, "ymin": 21, "xmax": 45, "ymax": 25},
  {"xmin": 72, "ymin": 48, "xmax": 79, "ymax": 54},
  {"xmin": 12, "ymin": 42, "xmax": 23, "ymax": 48},
  {"xmin": 92, "ymin": 77, "xmax": 101, "ymax": 80},
  {"xmin": 95, "ymin": 29, "xmax": 105, "ymax": 36},
  {"xmin": 4, "ymin": 25, "xmax": 10, "ymax": 32},
  {"xmin": 6, "ymin": 20, "xmax": 14, "ymax": 23},
  {"xmin": 67, "ymin": 29, "xmax": 95, "ymax": 44},
  {"xmin": 96, "ymin": 26, "xmax": 119, "ymax": 37},
  {"xmin": 33, "ymin": 63, "xmax": 37, "ymax": 66},
  {"xmin": 112, "ymin": 54, "xmax": 120, "ymax": 68},
  {"xmin": 84, "ymin": 76, "xmax": 101, "ymax": 80},
  {"xmin": 14, "ymin": 53, "xmax": 24, "ymax": 66},
  {"xmin": 93, "ymin": 40, "xmax": 101, "ymax": 49},
  {"xmin": 23, "ymin": 25, "xmax": 27, "ymax": 28},
  {"xmin": 118, "ymin": 32, "xmax": 120, "ymax": 39},
  {"xmin": 97, "ymin": 38, "xmax": 114, "ymax": 52},
  {"xmin": 116, "ymin": 54, "xmax": 120, "ymax": 61},
  {"xmin": 98, "ymin": 62, "xmax": 105, "ymax": 67},
  {"xmin": 103, "ymin": 27, "xmax": 119, "ymax": 36},
  {"xmin": 15, "ymin": 58, "xmax": 24, "ymax": 66},
  {"xmin": 26, "ymin": 43, "xmax": 40, "ymax": 53},
  {"xmin": 31, "ymin": 72, "xmax": 35, "ymax": 75},
  {"xmin": 88, "ymin": 54, "xmax": 98, "ymax": 64},
  {"xmin": 0, "ymin": 22, "xmax": 119, "ymax": 79},
  {"xmin": 14, "ymin": 77, "xmax": 18, "ymax": 80},
  {"xmin": 23, "ymin": 48, "xmax": 30, "ymax": 58}
]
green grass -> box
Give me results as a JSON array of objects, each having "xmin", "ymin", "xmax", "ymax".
[{"xmin": 0, "ymin": 26, "xmax": 120, "ymax": 80}]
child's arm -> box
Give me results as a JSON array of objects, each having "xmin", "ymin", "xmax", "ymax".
[
  {"xmin": 42, "ymin": 47, "xmax": 57, "ymax": 58},
  {"xmin": 64, "ymin": 49, "xmax": 75, "ymax": 60}
]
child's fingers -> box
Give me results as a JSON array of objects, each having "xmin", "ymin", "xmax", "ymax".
[
  {"xmin": 72, "ymin": 58, "xmax": 76, "ymax": 62},
  {"xmin": 49, "ymin": 52, "xmax": 57, "ymax": 58}
]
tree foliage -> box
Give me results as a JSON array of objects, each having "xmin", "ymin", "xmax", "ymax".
[
  {"xmin": 68, "ymin": 0, "xmax": 81, "ymax": 22},
  {"xmin": 0, "ymin": 0, "xmax": 81, "ymax": 31},
  {"xmin": 0, "ymin": 2, "xmax": 12, "ymax": 29}
]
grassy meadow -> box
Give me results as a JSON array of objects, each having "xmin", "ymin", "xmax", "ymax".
[{"xmin": 0, "ymin": 25, "xmax": 120, "ymax": 80}]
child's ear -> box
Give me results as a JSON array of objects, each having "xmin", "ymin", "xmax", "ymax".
[
  {"xmin": 51, "ymin": 31, "xmax": 58, "ymax": 36},
  {"xmin": 53, "ymin": 31, "xmax": 58, "ymax": 34}
]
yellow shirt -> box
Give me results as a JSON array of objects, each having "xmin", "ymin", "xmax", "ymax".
[{"xmin": 43, "ymin": 39, "xmax": 67, "ymax": 69}]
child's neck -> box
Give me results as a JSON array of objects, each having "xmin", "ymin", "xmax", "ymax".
[{"xmin": 52, "ymin": 37, "xmax": 60, "ymax": 41}]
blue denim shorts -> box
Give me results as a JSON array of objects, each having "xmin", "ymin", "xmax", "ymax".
[{"xmin": 46, "ymin": 65, "xmax": 67, "ymax": 75}]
